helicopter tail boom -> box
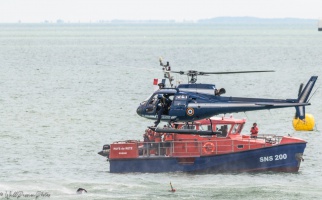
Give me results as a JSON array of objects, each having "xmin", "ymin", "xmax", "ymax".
[{"xmin": 295, "ymin": 76, "xmax": 318, "ymax": 120}]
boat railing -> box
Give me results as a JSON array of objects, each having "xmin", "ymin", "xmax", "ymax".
[
  {"xmin": 256, "ymin": 134, "xmax": 283, "ymax": 144},
  {"xmin": 139, "ymin": 134, "xmax": 283, "ymax": 157}
]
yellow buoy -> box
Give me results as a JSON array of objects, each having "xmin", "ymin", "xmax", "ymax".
[{"xmin": 292, "ymin": 113, "xmax": 315, "ymax": 131}]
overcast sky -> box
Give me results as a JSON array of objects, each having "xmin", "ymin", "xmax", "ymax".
[{"xmin": 0, "ymin": 0, "xmax": 321, "ymax": 23}]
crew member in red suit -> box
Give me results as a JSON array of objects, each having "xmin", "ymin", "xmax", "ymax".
[{"xmin": 250, "ymin": 123, "xmax": 258, "ymax": 138}]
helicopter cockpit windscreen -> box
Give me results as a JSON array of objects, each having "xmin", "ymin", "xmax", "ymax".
[{"xmin": 145, "ymin": 94, "xmax": 159, "ymax": 114}]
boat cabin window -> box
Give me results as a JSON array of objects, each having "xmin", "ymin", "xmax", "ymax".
[
  {"xmin": 216, "ymin": 124, "xmax": 231, "ymax": 137},
  {"xmin": 230, "ymin": 124, "xmax": 240, "ymax": 135},
  {"xmin": 200, "ymin": 125, "xmax": 212, "ymax": 131},
  {"xmin": 238, "ymin": 124, "xmax": 244, "ymax": 133}
]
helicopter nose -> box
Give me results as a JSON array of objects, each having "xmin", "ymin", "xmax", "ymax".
[{"xmin": 136, "ymin": 106, "xmax": 143, "ymax": 116}]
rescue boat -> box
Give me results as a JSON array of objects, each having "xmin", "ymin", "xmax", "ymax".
[{"xmin": 98, "ymin": 116, "xmax": 306, "ymax": 173}]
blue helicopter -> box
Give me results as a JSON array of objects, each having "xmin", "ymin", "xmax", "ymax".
[{"xmin": 136, "ymin": 59, "xmax": 318, "ymax": 126}]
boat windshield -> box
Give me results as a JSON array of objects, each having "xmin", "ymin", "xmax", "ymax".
[
  {"xmin": 200, "ymin": 125, "xmax": 212, "ymax": 131},
  {"xmin": 231, "ymin": 124, "xmax": 240, "ymax": 135}
]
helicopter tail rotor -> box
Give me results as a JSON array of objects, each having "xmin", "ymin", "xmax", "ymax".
[
  {"xmin": 298, "ymin": 83, "xmax": 304, "ymax": 97},
  {"xmin": 295, "ymin": 76, "xmax": 318, "ymax": 120}
]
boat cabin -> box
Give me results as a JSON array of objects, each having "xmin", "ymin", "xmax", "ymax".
[{"xmin": 104, "ymin": 116, "xmax": 306, "ymax": 161}]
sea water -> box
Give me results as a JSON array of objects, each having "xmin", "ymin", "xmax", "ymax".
[{"xmin": 0, "ymin": 23, "xmax": 322, "ymax": 199}]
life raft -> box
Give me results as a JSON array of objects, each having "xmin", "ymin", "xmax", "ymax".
[{"xmin": 202, "ymin": 142, "xmax": 215, "ymax": 154}]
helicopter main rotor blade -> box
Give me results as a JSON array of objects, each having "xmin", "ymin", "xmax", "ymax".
[
  {"xmin": 171, "ymin": 70, "xmax": 186, "ymax": 75},
  {"xmin": 171, "ymin": 70, "xmax": 275, "ymax": 76},
  {"xmin": 198, "ymin": 70, "xmax": 275, "ymax": 75}
]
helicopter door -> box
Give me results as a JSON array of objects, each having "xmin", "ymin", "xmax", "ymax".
[
  {"xmin": 169, "ymin": 95, "xmax": 188, "ymax": 117},
  {"xmin": 145, "ymin": 94, "xmax": 159, "ymax": 114}
]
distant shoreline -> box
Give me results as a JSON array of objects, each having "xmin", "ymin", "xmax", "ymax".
[{"xmin": 0, "ymin": 17, "xmax": 318, "ymax": 24}]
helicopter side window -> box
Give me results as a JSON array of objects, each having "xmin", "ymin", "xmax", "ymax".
[
  {"xmin": 173, "ymin": 100, "xmax": 186, "ymax": 106},
  {"xmin": 173, "ymin": 95, "xmax": 188, "ymax": 106},
  {"xmin": 174, "ymin": 95, "xmax": 188, "ymax": 100}
]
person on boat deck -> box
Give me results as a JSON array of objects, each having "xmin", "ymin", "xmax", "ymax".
[
  {"xmin": 154, "ymin": 94, "xmax": 172, "ymax": 127},
  {"xmin": 154, "ymin": 131, "xmax": 162, "ymax": 155},
  {"xmin": 163, "ymin": 132, "xmax": 174, "ymax": 156},
  {"xmin": 143, "ymin": 130, "xmax": 150, "ymax": 156},
  {"xmin": 250, "ymin": 123, "xmax": 259, "ymax": 138},
  {"xmin": 147, "ymin": 129, "xmax": 154, "ymax": 150},
  {"xmin": 159, "ymin": 125, "xmax": 168, "ymax": 155}
]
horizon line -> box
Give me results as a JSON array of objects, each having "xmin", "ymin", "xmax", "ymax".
[{"xmin": 0, "ymin": 16, "xmax": 320, "ymax": 24}]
